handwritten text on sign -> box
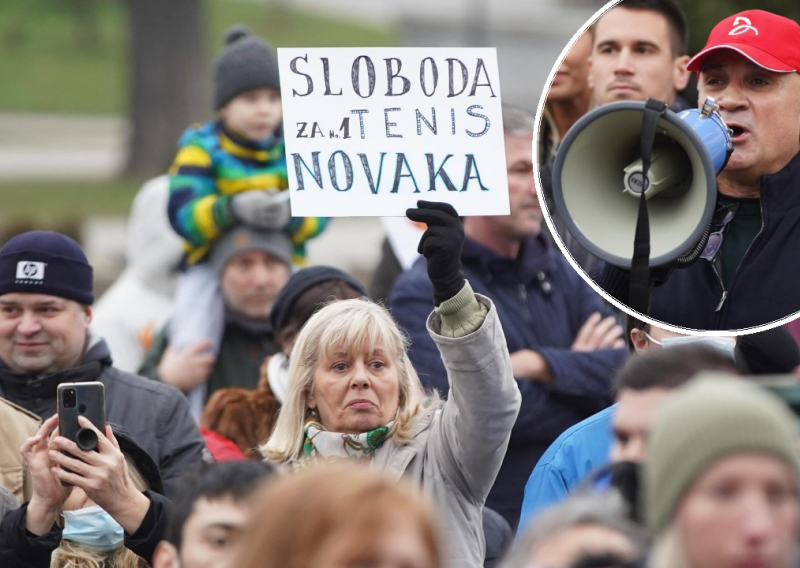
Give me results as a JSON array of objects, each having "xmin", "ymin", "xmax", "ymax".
[{"xmin": 278, "ymin": 48, "xmax": 509, "ymax": 217}]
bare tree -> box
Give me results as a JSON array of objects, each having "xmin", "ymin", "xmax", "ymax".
[{"xmin": 124, "ymin": 0, "xmax": 207, "ymax": 178}]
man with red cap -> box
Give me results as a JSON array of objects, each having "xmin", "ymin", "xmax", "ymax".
[{"xmin": 600, "ymin": 9, "xmax": 800, "ymax": 330}]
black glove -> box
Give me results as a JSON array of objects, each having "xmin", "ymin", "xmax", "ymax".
[{"xmin": 406, "ymin": 200, "xmax": 466, "ymax": 306}]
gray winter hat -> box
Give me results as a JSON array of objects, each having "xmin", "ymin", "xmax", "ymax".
[
  {"xmin": 210, "ymin": 226, "xmax": 293, "ymax": 276},
  {"xmin": 214, "ymin": 25, "xmax": 280, "ymax": 110},
  {"xmin": 644, "ymin": 375, "xmax": 799, "ymax": 535}
]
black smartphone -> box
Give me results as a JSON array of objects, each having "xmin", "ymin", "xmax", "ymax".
[{"xmin": 57, "ymin": 382, "xmax": 106, "ymax": 452}]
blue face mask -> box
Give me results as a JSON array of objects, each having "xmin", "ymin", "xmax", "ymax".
[
  {"xmin": 62, "ymin": 505, "xmax": 125, "ymax": 552},
  {"xmin": 647, "ymin": 332, "xmax": 737, "ymax": 359}
]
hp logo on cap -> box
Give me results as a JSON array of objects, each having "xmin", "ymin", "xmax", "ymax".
[{"xmin": 16, "ymin": 261, "xmax": 46, "ymax": 280}]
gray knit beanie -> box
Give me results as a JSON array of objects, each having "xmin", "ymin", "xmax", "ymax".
[
  {"xmin": 644, "ymin": 375, "xmax": 799, "ymax": 535},
  {"xmin": 214, "ymin": 25, "xmax": 280, "ymax": 110},
  {"xmin": 210, "ymin": 226, "xmax": 293, "ymax": 276}
]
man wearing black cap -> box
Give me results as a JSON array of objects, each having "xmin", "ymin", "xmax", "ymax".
[
  {"xmin": 0, "ymin": 231, "xmax": 205, "ymax": 497},
  {"xmin": 139, "ymin": 226, "xmax": 291, "ymax": 413}
]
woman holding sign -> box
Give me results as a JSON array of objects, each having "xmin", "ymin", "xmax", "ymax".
[{"xmin": 261, "ymin": 201, "xmax": 521, "ymax": 568}]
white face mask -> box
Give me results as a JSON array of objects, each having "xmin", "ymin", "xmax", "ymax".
[{"xmin": 646, "ymin": 332, "xmax": 737, "ymax": 359}]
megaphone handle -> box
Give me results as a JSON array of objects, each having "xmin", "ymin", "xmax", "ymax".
[{"xmin": 629, "ymin": 99, "xmax": 668, "ymax": 316}]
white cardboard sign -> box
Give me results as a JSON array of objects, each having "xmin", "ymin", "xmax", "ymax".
[{"xmin": 278, "ymin": 47, "xmax": 509, "ymax": 217}]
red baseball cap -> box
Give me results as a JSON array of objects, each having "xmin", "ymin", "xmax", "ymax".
[{"xmin": 687, "ymin": 10, "xmax": 800, "ymax": 73}]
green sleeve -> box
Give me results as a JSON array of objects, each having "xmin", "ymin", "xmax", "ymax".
[{"xmin": 435, "ymin": 281, "xmax": 488, "ymax": 338}]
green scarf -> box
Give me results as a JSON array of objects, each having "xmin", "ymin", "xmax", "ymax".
[{"xmin": 301, "ymin": 416, "xmax": 393, "ymax": 462}]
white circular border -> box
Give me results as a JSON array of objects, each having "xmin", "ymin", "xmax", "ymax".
[{"xmin": 532, "ymin": 0, "xmax": 800, "ymax": 337}]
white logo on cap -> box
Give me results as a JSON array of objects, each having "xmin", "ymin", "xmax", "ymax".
[
  {"xmin": 15, "ymin": 261, "xmax": 46, "ymax": 280},
  {"xmin": 730, "ymin": 16, "xmax": 759, "ymax": 36}
]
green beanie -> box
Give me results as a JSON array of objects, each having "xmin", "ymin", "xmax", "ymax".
[{"xmin": 644, "ymin": 375, "xmax": 799, "ymax": 535}]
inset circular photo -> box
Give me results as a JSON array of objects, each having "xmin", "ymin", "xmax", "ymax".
[{"xmin": 537, "ymin": 0, "xmax": 800, "ymax": 333}]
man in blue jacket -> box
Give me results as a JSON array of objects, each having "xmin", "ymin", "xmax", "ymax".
[
  {"xmin": 516, "ymin": 320, "xmax": 798, "ymax": 534},
  {"xmin": 389, "ymin": 104, "xmax": 628, "ymax": 530}
]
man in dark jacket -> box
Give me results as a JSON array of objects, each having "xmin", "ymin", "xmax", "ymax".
[
  {"xmin": 139, "ymin": 226, "xmax": 289, "ymax": 418},
  {"xmin": 0, "ymin": 231, "xmax": 205, "ymax": 497},
  {"xmin": 597, "ymin": 9, "xmax": 800, "ymax": 329},
  {"xmin": 389, "ymin": 105, "xmax": 628, "ymax": 530}
]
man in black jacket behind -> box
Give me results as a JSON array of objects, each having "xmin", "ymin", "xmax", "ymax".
[{"xmin": 0, "ymin": 231, "xmax": 205, "ymax": 497}]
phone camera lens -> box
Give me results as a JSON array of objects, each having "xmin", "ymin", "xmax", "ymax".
[{"xmin": 63, "ymin": 389, "xmax": 77, "ymax": 409}]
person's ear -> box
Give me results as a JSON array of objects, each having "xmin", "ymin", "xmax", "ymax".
[
  {"xmin": 673, "ymin": 55, "xmax": 691, "ymax": 92},
  {"xmin": 587, "ymin": 56, "xmax": 595, "ymax": 90},
  {"xmin": 152, "ymin": 541, "xmax": 181, "ymax": 568},
  {"xmin": 630, "ymin": 329, "xmax": 649, "ymax": 353},
  {"xmin": 83, "ymin": 305, "xmax": 93, "ymax": 326}
]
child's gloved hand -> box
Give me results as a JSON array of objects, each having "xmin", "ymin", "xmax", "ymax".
[{"xmin": 229, "ymin": 190, "xmax": 292, "ymax": 230}]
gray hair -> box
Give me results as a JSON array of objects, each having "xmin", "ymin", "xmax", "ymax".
[
  {"xmin": 500, "ymin": 492, "xmax": 647, "ymax": 568},
  {"xmin": 502, "ymin": 103, "xmax": 536, "ymax": 136}
]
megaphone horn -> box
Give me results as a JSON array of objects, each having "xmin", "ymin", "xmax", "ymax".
[{"xmin": 552, "ymin": 97, "xmax": 733, "ymax": 269}]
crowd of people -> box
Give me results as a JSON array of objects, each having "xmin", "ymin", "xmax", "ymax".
[{"xmin": 2, "ymin": 1, "xmax": 800, "ymax": 567}]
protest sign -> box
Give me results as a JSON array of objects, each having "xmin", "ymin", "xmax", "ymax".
[{"xmin": 278, "ymin": 47, "xmax": 509, "ymax": 217}]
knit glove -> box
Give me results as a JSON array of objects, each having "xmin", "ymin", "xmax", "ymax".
[
  {"xmin": 229, "ymin": 190, "xmax": 292, "ymax": 230},
  {"xmin": 406, "ymin": 200, "xmax": 466, "ymax": 306}
]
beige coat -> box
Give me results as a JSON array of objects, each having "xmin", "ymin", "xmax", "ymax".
[{"xmin": 0, "ymin": 397, "xmax": 40, "ymax": 504}]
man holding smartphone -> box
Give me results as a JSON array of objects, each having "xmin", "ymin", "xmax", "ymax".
[{"xmin": 0, "ymin": 231, "xmax": 205, "ymax": 497}]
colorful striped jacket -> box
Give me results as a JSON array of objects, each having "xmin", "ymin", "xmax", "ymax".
[{"xmin": 168, "ymin": 121, "xmax": 327, "ymax": 265}]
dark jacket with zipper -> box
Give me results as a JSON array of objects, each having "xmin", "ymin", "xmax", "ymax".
[
  {"xmin": 0, "ymin": 336, "xmax": 206, "ymax": 498},
  {"xmin": 389, "ymin": 234, "xmax": 627, "ymax": 530},
  {"xmin": 596, "ymin": 150, "xmax": 800, "ymax": 330}
]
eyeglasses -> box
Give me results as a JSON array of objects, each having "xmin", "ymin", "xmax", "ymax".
[{"xmin": 701, "ymin": 202, "xmax": 740, "ymax": 262}]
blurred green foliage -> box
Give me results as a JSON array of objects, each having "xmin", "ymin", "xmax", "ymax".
[
  {"xmin": 682, "ymin": 1, "xmax": 800, "ymax": 55},
  {"xmin": 0, "ymin": 178, "xmax": 141, "ymax": 221},
  {"xmin": 0, "ymin": 0, "xmax": 396, "ymax": 115}
]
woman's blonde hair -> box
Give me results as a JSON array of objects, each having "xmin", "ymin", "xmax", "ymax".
[
  {"xmin": 51, "ymin": 454, "xmax": 149, "ymax": 568},
  {"xmin": 262, "ymin": 297, "xmax": 435, "ymax": 462},
  {"xmin": 50, "ymin": 542, "xmax": 147, "ymax": 568},
  {"xmin": 230, "ymin": 463, "xmax": 441, "ymax": 568}
]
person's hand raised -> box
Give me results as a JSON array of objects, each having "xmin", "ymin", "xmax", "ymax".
[
  {"xmin": 406, "ymin": 201, "xmax": 466, "ymax": 306},
  {"xmin": 48, "ymin": 417, "xmax": 150, "ymax": 534},
  {"xmin": 21, "ymin": 414, "xmax": 73, "ymax": 534}
]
